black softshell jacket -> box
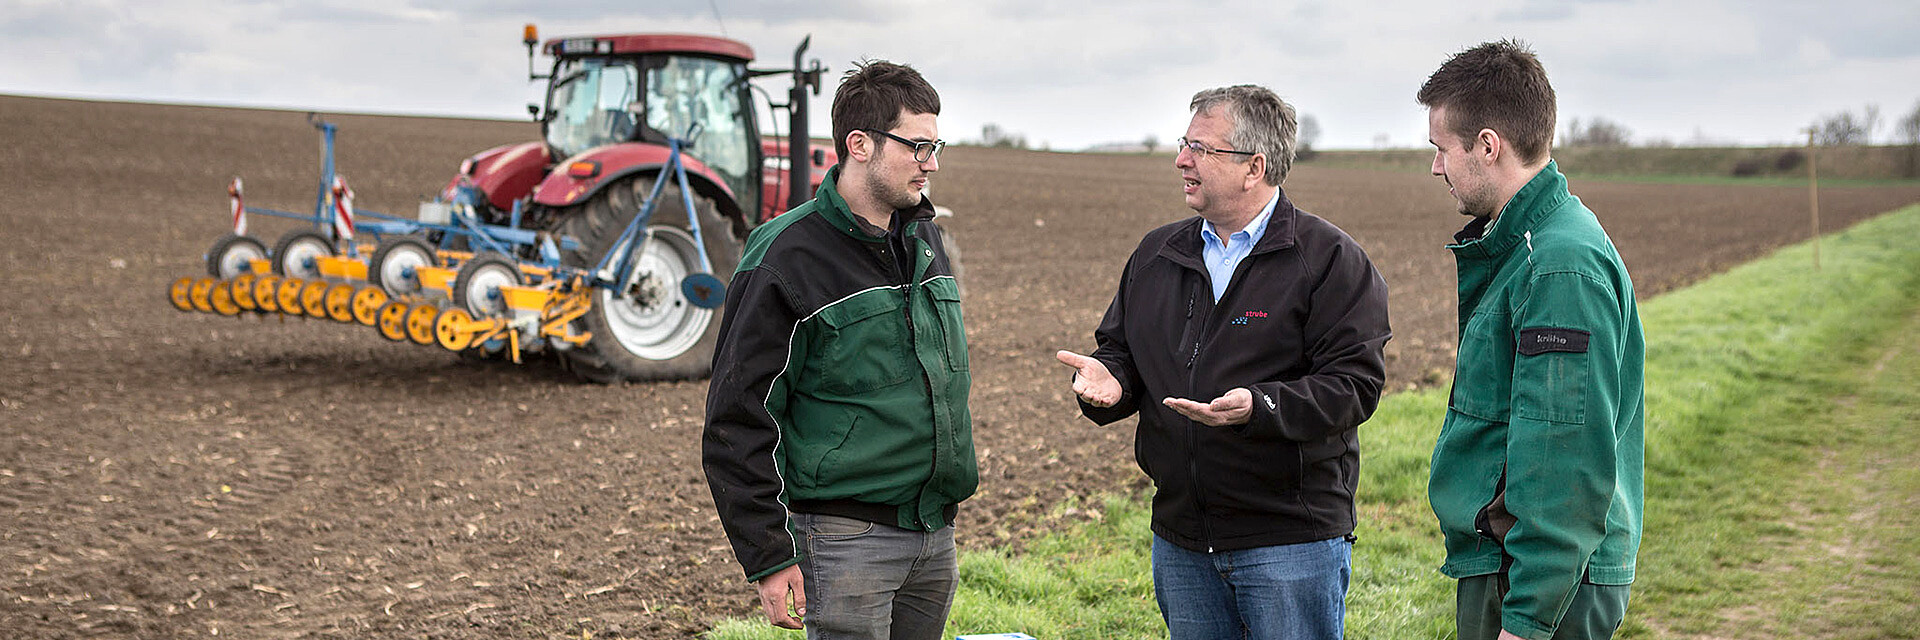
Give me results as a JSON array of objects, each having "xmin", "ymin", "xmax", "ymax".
[{"xmin": 1080, "ymin": 191, "xmax": 1391, "ymax": 552}]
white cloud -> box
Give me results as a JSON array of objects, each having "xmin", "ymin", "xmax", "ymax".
[{"xmin": 0, "ymin": 0, "xmax": 1915, "ymax": 149}]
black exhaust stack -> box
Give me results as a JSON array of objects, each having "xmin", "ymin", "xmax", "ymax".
[{"xmin": 787, "ymin": 36, "xmax": 825, "ymax": 211}]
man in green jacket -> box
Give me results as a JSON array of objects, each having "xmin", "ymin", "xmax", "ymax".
[
  {"xmin": 1417, "ymin": 40, "xmax": 1646, "ymax": 640},
  {"xmin": 702, "ymin": 61, "xmax": 973, "ymax": 639}
]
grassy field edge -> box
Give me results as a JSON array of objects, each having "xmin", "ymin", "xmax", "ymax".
[{"xmin": 705, "ymin": 203, "xmax": 1920, "ymax": 640}]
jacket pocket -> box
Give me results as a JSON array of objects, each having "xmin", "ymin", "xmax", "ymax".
[
  {"xmin": 808, "ymin": 290, "xmax": 913, "ymax": 394},
  {"xmin": 926, "ymin": 279, "xmax": 969, "ymax": 372},
  {"xmin": 1513, "ymin": 338, "xmax": 1587, "ymax": 424},
  {"xmin": 1451, "ymin": 310, "xmax": 1513, "ymax": 421},
  {"xmin": 1474, "ymin": 468, "xmax": 1516, "ymax": 543}
]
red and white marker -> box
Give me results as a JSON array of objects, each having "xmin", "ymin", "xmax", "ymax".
[
  {"xmin": 228, "ymin": 177, "xmax": 246, "ymax": 236},
  {"xmin": 330, "ymin": 176, "xmax": 356, "ymax": 242}
]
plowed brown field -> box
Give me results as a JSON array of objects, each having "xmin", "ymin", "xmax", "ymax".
[{"xmin": 3, "ymin": 95, "xmax": 1916, "ymax": 638}]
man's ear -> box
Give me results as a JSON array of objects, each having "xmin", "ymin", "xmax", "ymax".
[
  {"xmin": 845, "ymin": 130, "xmax": 873, "ymax": 163},
  {"xmin": 1244, "ymin": 154, "xmax": 1267, "ymax": 190},
  {"xmin": 1477, "ymin": 128, "xmax": 1503, "ymax": 165}
]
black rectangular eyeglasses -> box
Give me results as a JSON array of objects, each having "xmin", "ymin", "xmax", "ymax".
[{"xmin": 865, "ymin": 129, "xmax": 945, "ymax": 163}]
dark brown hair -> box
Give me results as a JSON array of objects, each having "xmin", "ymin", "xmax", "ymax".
[
  {"xmin": 830, "ymin": 60, "xmax": 941, "ymax": 160},
  {"xmin": 1417, "ymin": 39, "xmax": 1556, "ymax": 165}
]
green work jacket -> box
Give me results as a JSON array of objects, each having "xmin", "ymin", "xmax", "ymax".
[
  {"xmin": 703, "ymin": 166, "xmax": 975, "ymax": 582},
  {"xmin": 1430, "ymin": 161, "xmax": 1646, "ymax": 640}
]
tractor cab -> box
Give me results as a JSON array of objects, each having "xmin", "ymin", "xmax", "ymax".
[{"xmin": 535, "ymin": 33, "xmax": 763, "ymax": 223}]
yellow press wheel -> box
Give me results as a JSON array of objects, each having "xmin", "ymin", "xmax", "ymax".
[
  {"xmin": 168, "ymin": 277, "xmax": 195, "ymax": 312},
  {"xmin": 299, "ymin": 280, "xmax": 330, "ymax": 317},
  {"xmin": 209, "ymin": 281, "xmax": 243, "ymax": 316},
  {"xmin": 323, "ymin": 283, "xmax": 356, "ymax": 322},
  {"xmin": 405, "ymin": 303, "xmax": 440, "ymax": 346},
  {"xmin": 375, "ymin": 300, "xmax": 411, "ymax": 342},
  {"xmin": 188, "ymin": 277, "xmax": 217, "ymax": 313},
  {"xmin": 253, "ymin": 274, "xmax": 282, "ymax": 312},
  {"xmin": 350, "ymin": 286, "xmax": 389, "ymax": 326},
  {"xmin": 230, "ymin": 273, "xmax": 259, "ymax": 312},
  {"xmin": 276, "ymin": 278, "xmax": 306, "ymax": 316},
  {"xmin": 433, "ymin": 307, "xmax": 478, "ymax": 351}
]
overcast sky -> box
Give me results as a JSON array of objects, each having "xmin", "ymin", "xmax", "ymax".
[{"xmin": 5, "ymin": 0, "xmax": 1918, "ymax": 151}]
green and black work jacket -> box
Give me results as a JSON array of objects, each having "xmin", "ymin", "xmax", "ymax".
[
  {"xmin": 702, "ymin": 165, "xmax": 975, "ymax": 582},
  {"xmin": 1430, "ymin": 161, "xmax": 1646, "ymax": 640}
]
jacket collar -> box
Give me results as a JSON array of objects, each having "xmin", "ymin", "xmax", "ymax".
[
  {"xmin": 1447, "ymin": 160, "xmax": 1569, "ymax": 259},
  {"xmin": 1160, "ymin": 187, "xmax": 1300, "ymax": 269},
  {"xmin": 813, "ymin": 164, "xmax": 938, "ymax": 243}
]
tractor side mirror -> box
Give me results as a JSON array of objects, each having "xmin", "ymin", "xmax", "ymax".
[
  {"xmin": 812, "ymin": 149, "xmax": 827, "ymax": 167},
  {"xmin": 527, "ymin": 104, "xmax": 540, "ymax": 121}
]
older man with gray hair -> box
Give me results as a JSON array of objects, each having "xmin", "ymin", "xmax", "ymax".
[{"xmin": 1056, "ymin": 85, "xmax": 1392, "ymax": 639}]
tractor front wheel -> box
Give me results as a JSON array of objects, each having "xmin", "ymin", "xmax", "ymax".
[{"xmin": 551, "ymin": 171, "xmax": 740, "ymax": 383}]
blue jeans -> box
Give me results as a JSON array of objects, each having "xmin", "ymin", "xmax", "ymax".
[
  {"xmin": 795, "ymin": 512, "xmax": 957, "ymax": 640},
  {"xmin": 1151, "ymin": 534, "xmax": 1352, "ymax": 640}
]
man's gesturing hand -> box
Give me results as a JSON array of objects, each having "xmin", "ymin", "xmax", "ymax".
[
  {"xmin": 1163, "ymin": 388, "xmax": 1253, "ymax": 426},
  {"xmin": 1055, "ymin": 350, "xmax": 1122, "ymax": 407},
  {"xmin": 755, "ymin": 564, "xmax": 806, "ymax": 629}
]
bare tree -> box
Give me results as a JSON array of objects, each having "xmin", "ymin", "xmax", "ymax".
[
  {"xmin": 980, "ymin": 123, "xmax": 1028, "ymax": 149},
  {"xmin": 1811, "ymin": 104, "xmax": 1880, "ymax": 146},
  {"xmin": 1142, "ymin": 134, "xmax": 1159, "ymax": 154},
  {"xmin": 1561, "ymin": 116, "xmax": 1632, "ymax": 147},
  {"xmin": 1898, "ymin": 100, "xmax": 1920, "ymax": 146},
  {"xmin": 1297, "ymin": 114, "xmax": 1322, "ymax": 160}
]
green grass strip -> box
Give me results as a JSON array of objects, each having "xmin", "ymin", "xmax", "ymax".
[{"xmin": 705, "ymin": 204, "xmax": 1920, "ymax": 640}]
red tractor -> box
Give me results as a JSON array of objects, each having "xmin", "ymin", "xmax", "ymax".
[{"xmin": 448, "ymin": 26, "xmax": 835, "ymax": 382}]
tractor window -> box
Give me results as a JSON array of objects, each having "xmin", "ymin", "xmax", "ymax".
[
  {"xmin": 545, "ymin": 58, "xmax": 642, "ymax": 159},
  {"xmin": 645, "ymin": 56, "xmax": 754, "ymax": 216}
]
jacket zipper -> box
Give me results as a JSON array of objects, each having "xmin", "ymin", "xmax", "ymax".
[
  {"xmin": 893, "ymin": 228, "xmax": 942, "ymax": 531},
  {"xmin": 1183, "ymin": 280, "xmax": 1218, "ymax": 552}
]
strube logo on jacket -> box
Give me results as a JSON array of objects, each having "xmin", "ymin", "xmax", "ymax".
[{"xmin": 1229, "ymin": 309, "xmax": 1270, "ymax": 326}]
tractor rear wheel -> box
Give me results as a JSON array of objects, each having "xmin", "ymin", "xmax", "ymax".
[{"xmin": 550, "ymin": 171, "xmax": 740, "ymax": 383}]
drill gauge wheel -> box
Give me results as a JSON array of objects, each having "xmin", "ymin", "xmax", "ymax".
[
  {"xmin": 299, "ymin": 280, "xmax": 331, "ymax": 317},
  {"xmin": 272, "ymin": 230, "xmax": 335, "ymax": 280},
  {"xmin": 189, "ymin": 278, "xmax": 218, "ymax": 313},
  {"xmin": 350, "ymin": 286, "xmax": 390, "ymax": 325},
  {"xmin": 209, "ymin": 281, "xmax": 243, "ymax": 316},
  {"xmin": 375, "ymin": 300, "xmax": 411, "ymax": 342},
  {"xmin": 169, "ymin": 277, "xmax": 196, "ymax": 312},
  {"xmin": 323, "ymin": 283, "xmax": 357, "ymax": 322},
  {"xmin": 254, "ymin": 274, "xmax": 283, "ymax": 312},
  {"xmin": 276, "ymin": 278, "xmax": 307, "ymax": 316},
  {"xmin": 405, "ymin": 303, "xmax": 441, "ymax": 346},
  {"xmin": 206, "ymin": 233, "xmax": 269, "ymax": 279},
  {"xmin": 370, "ymin": 236, "xmax": 436, "ymax": 297}
]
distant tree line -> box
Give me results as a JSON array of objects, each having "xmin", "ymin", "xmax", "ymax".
[
  {"xmin": 1561, "ymin": 117, "xmax": 1633, "ymax": 147},
  {"xmin": 980, "ymin": 123, "xmax": 1029, "ymax": 150}
]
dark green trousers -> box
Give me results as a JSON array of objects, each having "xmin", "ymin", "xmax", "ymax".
[{"xmin": 1456, "ymin": 573, "xmax": 1630, "ymax": 640}]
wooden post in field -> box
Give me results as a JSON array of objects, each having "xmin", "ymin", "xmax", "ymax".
[{"xmin": 1806, "ymin": 129, "xmax": 1821, "ymax": 270}]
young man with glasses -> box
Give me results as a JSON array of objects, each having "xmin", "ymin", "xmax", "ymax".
[
  {"xmin": 703, "ymin": 60, "xmax": 973, "ymax": 640},
  {"xmin": 1419, "ymin": 40, "xmax": 1644, "ymax": 640},
  {"xmin": 1056, "ymin": 85, "xmax": 1391, "ymax": 639}
]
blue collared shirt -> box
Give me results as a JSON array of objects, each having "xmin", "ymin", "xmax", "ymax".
[{"xmin": 1200, "ymin": 189, "xmax": 1280, "ymax": 301}]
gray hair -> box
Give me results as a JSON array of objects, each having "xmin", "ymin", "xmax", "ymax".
[{"xmin": 1190, "ymin": 85, "xmax": 1296, "ymax": 186}]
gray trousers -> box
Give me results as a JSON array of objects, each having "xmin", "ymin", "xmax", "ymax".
[{"xmin": 795, "ymin": 512, "xmax": 958, "ymax": 640}]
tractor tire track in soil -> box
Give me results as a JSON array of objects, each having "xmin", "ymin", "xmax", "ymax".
[{"xmin": 3, "ymin": 95, "xmax": 1917, "ymax": 637}]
